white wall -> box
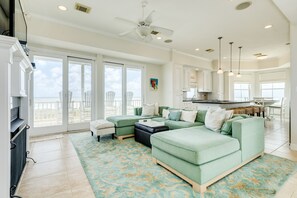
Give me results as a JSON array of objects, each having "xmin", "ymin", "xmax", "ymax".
[
  {"xmin": 161, "ymin": 62, "xmax": 174, "ymax": 106},
  {"xmin": 290, "ymin": 24, "xmax": 297, "ymax": 150},
  {"xmin": 272, "ymin": 0, "xmax": 297, "ymax": 151},
  {"xmin": 145, "ymin": 64, "xmax": 163, "ymax": 104},
  {"xmin": 27, "ymin": 16, "xmax": 171, "ymax": 65}
]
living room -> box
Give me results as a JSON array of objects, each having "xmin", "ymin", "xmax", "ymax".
[{"xmin": 1, "ymin": 0, "xmax": 297, "ymax": 197}]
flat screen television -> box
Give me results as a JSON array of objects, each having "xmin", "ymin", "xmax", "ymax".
[{"xmin": 0, "ymin": 0, "xmax": 27, "ymax": 45}]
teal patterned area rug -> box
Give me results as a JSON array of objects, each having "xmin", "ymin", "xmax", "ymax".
[{"xmin": 70, "ymin": 132, "xmax": 297, "ymax": 198}]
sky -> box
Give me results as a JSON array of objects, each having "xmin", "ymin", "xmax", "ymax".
[{"xmin": 34, "ymin": 56, "xmax": 142, "ymax": 102}]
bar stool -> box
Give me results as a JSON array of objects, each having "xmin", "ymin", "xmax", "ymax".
[
  {"xmin": 245, "ymin": 107, "xmax": 254, "ymax": 116},
  {"xmin": 253, "ymin": 106, "xmax": 260, "ymax": 117}
]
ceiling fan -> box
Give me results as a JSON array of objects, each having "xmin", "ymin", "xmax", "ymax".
[{"xmin": 115, "ymin": 0, "xmax": 174, "ymax": 42}]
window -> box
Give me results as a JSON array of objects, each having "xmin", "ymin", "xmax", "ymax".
[
  {"xmin": 260, "ymin": 82, "xmax": 285, "ymax": 100},
  {"xmin": 234, "ymin": 83, "xmax": 250, "ymax": 101},
  {"xmin": 186, "ymin": 88, "xmax": 196, "ymax": 99},
  {"xmin": 104, "ymin": 62, "xmax": 143, "ymax": 118}
]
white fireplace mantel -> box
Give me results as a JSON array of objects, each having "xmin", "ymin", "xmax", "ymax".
[{"xmin": 0, "ymin": 35, "xmax": 33, "ymax": 198}]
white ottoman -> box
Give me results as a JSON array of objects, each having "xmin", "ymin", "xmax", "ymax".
[{"xmin": 90, "ymin": 120, "xmax": 115, "ymax": 142}]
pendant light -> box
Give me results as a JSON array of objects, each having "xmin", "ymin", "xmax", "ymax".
[
  {"xmin": 228, "ymin": 42, "xmax": 234, "ymax": 76},
  {"xmin": 237, "ymin": 46, "xmax": 242, "ymax": 78},
  {"xmin": 217, "ymin": 37, "xmax": 223, "ymax": 74}
]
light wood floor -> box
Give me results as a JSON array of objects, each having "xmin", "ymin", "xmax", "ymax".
[{"xmin": 17, "ymin": 118, "xmax": 297, "ymax": 198}]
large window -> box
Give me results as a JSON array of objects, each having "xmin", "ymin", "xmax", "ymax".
[
  {"xmin": 260, "ymin": 82, "xmax": 285, "ymax": 100},
  {"xmin": 234, "ymin": 83, "xmax": 250, "ymax": 101},
  {"xmin": 104, "ymin": 62, "xmax": 143, "ymax": 118}
]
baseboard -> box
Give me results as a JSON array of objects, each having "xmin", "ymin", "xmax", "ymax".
[{"xmin": 290, "ymin": 143, "xmax": 297, "ymax": 151}]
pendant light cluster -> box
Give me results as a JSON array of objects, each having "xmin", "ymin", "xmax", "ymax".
[{"xmin": 217, "ymin": 37, "xmax": 242, "ymax": 78}]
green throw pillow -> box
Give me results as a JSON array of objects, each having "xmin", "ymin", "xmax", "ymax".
[
  {"xmin": 221, "ymin": 116, "xmax": 244, "ymax": 135},
  {"xmin": 169, "ymin": 111, "xmax": 182, "ymax": 121},
  {"xmin": 159, "ymin": 106, "xmax": 169, "ymax": 116},
  {"xmin": 196, "ymin": 110, "xmax": 207, "ymax": 123}
]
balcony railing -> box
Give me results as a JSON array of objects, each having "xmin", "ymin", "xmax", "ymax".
[{"xmin": 33, "ymin": 99, "xmax": 142, "ymax": 127}]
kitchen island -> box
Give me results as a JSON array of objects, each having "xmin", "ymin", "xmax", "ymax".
[{"xmin": 191, "ymin": 100, "xmax": 253, "ymax": 110}]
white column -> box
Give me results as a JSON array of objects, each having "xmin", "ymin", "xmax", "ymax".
[
  {"xmin": 95, "ymin": 54, "xmax": 104, "ymax": 119},
  {"xmin": 0, "ymin": 48, "xmax": 12, "ymax": 198},
  {"xmin": 290, "ymin": 24, "xmax": 297, "ymax": 150}
]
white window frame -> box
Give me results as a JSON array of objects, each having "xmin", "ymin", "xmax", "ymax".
[
  {"xmin": 260, "ymin": 82, "xmax": 285, "ymax": 100},
  {"xmin": 233, "ymin": 83, "xmax": 251, "ymax": 101}
]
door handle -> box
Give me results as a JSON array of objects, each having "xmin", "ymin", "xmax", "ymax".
[{"xmin": 10, "ymin": 141, "xmax": 17, "ymax": 150}]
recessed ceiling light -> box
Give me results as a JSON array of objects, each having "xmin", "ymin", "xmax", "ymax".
[
  {"xmin": 58, "ymin": 5, "xmax": 67, "ymax": 11},
  {"xmin": 236, "ymin": 1, "xmax": 252, "ymax": 10},
  {"xmin": 156, "ymin": 36, "xmax": 162, "ymax": 40},
  {"xmin": 195, "ymin": 48, "xmax": 200, "ymax": 51},
  {"xmin": 264, "ymin": 25, "xmax": 272, "ymax": 29}
]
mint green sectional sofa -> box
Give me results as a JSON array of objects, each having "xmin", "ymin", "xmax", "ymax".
[
  {"xmin": 151, "ymin": 117, "xmax": 265, "ymax": 193},
  {"xmin": 107, "ymin": 107, "xmax": 206, "ymax": 138}
]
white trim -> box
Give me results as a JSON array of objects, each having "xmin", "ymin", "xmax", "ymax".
[
  {"xmin": 0, "ymin": 36, "xmax": 32, "ymax": 198},
  {"xmin": 172, "ymin": 49, "xmax": 212, "ymax": 62},
  {"xmin": 290, "ymin": 143, "xmax": 297, "ymax": 151}
]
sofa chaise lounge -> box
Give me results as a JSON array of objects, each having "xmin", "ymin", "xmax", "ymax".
[{"xmin": 151, "ymin": 117, "xmax": 264, "ymax": 193}]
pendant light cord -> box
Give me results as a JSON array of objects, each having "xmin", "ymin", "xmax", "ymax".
[
  {"xmin": 230, "ymin": 42, "xmax": 233, "ymax": 72},
  {"xmin": 218, "ymin": 37, "xmax": 222, "ymax": 70},
  {"xmin": 238, "ymin": 46, "xmax": 242, "ymax": 74}
]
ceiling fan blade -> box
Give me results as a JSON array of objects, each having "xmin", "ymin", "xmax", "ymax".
[
  {"xmin": 144, "ymin": 34, "xmax": 153, "ymax": 42},
  {"xmin": 151, "ymin": 26, "xmax": 174, "ymax": 36},
  {"xmin": 114, "ymin": 17, "xmax": 138, "ymax": 26},
  {"xmin": 144, "ymin": 10, "xmax": 155, "ymax": 25},
  {"xmin": 118, "ymin": 28, "xmax": 135, "ymax": 36},
  {"xmin": 135, "ymin": 28, "xmax": 145, "ymax": 39}
]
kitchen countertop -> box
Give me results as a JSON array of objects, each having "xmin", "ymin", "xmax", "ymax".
[{"xmin": 191, "ymin": 100, "xmax": 253, "ymax": 104}]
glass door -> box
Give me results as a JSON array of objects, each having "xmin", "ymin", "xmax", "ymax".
[
  {"xmin": 68, "ymin": 58, "xmax": 94, "ymax": 130},
  {"xmin": 126, "ymin": 67, "xmax": 142, "ymax": 115},
  {"xmin": 31, "ymin": 55, "xmax": 94, "ymax": 134},
  {"xmin": 104, "ymin": 63, "xmax": 123, "ymax": 118},
  {"xmin": 104, "ymin": 62, "xmax": 143, "ymax": 117},
  {"xmin": 32, "ymin": 55, "xmax": 66, "ymax": 133}
]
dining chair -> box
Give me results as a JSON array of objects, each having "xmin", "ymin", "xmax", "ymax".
[{"xmin": 269, "ymin": 97, "xmax": 287, "ymax": 121}]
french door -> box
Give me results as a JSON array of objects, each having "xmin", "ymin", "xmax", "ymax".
[
  {"xmin": 67, "ymin": 58, "xmax": 94, "ymax": 130},
  {"xmin": 104, "ymin": 62, "xmax": 143, "ymax": 118},
  {"xmin": 31, "ymin": 55, "xmax": 94, "ymax": 134}
]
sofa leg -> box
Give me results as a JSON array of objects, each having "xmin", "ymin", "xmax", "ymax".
[
  {"xmin": 91, "ymin": 131, "xmax": 93, "ymax": 136},
  {"xmin": 193, "ymin": 183, "xmax": 206, "ymax": 194},
  {"xmin": 112, "ymin": 133, "xmax": 115, "ymax": 139},
  {"xmin": 152, "ymin": 158, "xmax": 157, "ymax": 165},
  {"xmin": 97, "ymin": 136, "xmax": 100, "ymax": 142}
]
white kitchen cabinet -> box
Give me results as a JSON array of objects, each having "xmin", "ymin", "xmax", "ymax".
[
  {"xmin": 183, "ymin": 67, "xmax": 197, "ymax": 90},
  {"xmin": 197, "ymin": 70, "xmax": 212, "ymax": 92}
]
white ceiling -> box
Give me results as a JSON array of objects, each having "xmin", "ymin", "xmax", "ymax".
[{"xmin": 23, "ymin": 0, "xmax": 290, "ymax": 61}]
